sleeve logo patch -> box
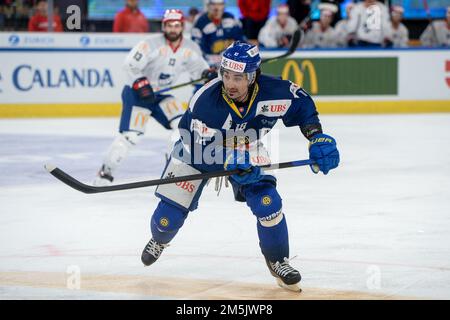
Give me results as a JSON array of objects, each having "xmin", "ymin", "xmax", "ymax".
[{"xmin": 262, "ymin": 196, "xmax": 272, "ymax": 206}]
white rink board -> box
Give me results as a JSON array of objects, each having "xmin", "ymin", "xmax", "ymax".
[{"xmin": 1, "ymin": 32, "xmax": 449, "ymax": 105}]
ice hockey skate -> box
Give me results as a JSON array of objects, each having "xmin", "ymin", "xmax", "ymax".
[
  {"xmin": 265, "ymin": 257, "xmax": 302, "ymax": 292},
  {"xmin": 93, "ymin": 165, "xmax": 114, "ymax": 186},
  {"xmin": 141, "ymin": 238, "xmax": 168, "ymax": 266}
]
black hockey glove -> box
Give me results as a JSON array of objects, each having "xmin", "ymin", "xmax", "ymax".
[
  {"xmin": 201, "ymin": 68, "xmax": 218, "ymax": 83},
  {"xmin": 132, "ymin": 77, "xmax": 155, "ymax": 104}
]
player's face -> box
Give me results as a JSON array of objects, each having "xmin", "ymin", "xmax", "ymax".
[
  {"xmin": 208, "ymin": 3, "xmax": 225, "ymax": 20},
  {"xmin": 222, "ymin": 70, "xmax": 250, "ymax": 101},
  {"xmin": 164, "ymin": 21, "xmax": 183, "ymax": 42}
]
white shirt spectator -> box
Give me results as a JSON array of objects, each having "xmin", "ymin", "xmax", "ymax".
[
  {"xmin": 303, "ymin": 21, "xmax": 338, "ymax": 48},
  {"xmin": 420, "ymin": 19, "xmax": 450, "ymax": 47},
  {"xmin": 386, "ymin": 22, "xmax": 409, "ymax": 47},
  {"xmin": 258, "ymin": 16, "xmax": 298, "ymax": 48},
  {"xmin": 346, "ymin": 0, "xmax": 391, "ymax": 45}
]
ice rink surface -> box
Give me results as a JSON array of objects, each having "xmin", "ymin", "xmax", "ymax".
[{"xmin": 0, "ymin": 114, "xmax": 449, "ymax": 300}]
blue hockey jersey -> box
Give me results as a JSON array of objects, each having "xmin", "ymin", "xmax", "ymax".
[
  {"xmin": 175, "ymin": 74, "xmax": 321, "ymax": 173},
  {"xmin": 191, "ymin": 12, "xmax": 244, "ymax": 55}
]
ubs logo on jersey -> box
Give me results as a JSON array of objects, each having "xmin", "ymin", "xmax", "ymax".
[
  {"xmin": 176, "ymin": 181, "xmax": 196, "ymax": 193},
  {"xmin": 256, "ymin": 100, "xmax": 292, "ymax": 117},
  {"xmin": 191, "ymin": 119, "xmax": 216, "ymax": 138}
]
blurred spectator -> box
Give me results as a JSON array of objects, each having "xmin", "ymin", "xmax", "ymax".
[
  {"xmin": 385, "ymin": 5, "xmax": 409, "ymax": 48},
  {"xmin": 28, "ymin": 0, "xmax": 63, "ymax": 32},
  {"xmin": 320, "ymin": 0, "xmax": 344, "ymax": 26},
  {"xmin": 238, "ymin": 0, "xmax": 271, "ymax": 40},
  {"xmin": 302, "ymin": 5, "xmax": 338, "ymax": 48},
  {"xmin": 2, "ymin": 0, "xmax": 34, "ymax": 31},
  {"xmin": 287, "ymin": 0, "xmax": 311, "ymax": 26},
  {"xmin": 334, "ymin": 2, "xmax": 354, "ymax": 47},
  {"xmin": 420, "ymin": 6, "xmax": 450, "ymax": 47},
  {"xmin": 113, "ymin": 0, "xmax": 149, "ymax": 33},
  {"xmin": 346, "ymin": 0, "xmax": 390, "ymax": 47},
  {"xmin": 191, "ymin": 0, "xmax": 243, "ymax": 66},
  {"xmin": 258, "ymin": 4, "xmax": 298, "ymax": 48},
  {"xmin": 184, "ymin": 7, "xmax": 200, "ymax": 35}
]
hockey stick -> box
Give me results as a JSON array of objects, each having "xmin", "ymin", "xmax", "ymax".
[
  {"xmin": 154, "ymin": 77, "xmax": 207, "ymax": 95},
  {"xmin": 155, "ymin": 28, "xmax": 305, "ymax": 95},
  {"xmin": 44, "ymin": 159, "xmax": 315, "ymax": 194}
]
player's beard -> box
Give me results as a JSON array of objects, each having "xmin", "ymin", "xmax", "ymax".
[
  {"xmin": 164, "ymin": 31, "xmax": 183, "ymax": 42},
  {"xmin": 225, "ymin": 86, "xmax": 249, "ymax": 102}
]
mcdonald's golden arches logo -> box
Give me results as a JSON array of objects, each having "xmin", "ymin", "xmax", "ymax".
[
  {"xmin": 134, "ymin": 111, "xmax": 149, "ymax": 127},
  {"xmin": 281, "ymin": 60, "xmax": 318, "ymax": 94}
]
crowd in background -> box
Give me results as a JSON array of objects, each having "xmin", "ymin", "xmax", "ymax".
[{"xmin": 0, "ymin": 0, "xmax": 449, "ymax": 48}]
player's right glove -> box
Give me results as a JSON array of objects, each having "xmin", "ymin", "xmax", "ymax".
[
  {"xmin": 132, "ymin": 77, "xmax": 155, "ymax": 104},
  {"xmin": 308, "ymin": 133, "xmax": 340, "ymax": 175},
  {"xmin": 224, "ymin": 149, "xmax": 263, "ymax": 185},
  {"xmin": 201, "ymin": 68, "xmax": 218, "ymax": 83}
]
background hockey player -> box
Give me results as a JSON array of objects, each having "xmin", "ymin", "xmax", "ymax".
[
  {"xmin": 140, "ymin": 41, "xmax": 340, "ymax": 291},
  {"xmin": 258, "ymin": 4, "xmax": 299, "ymax": 49},
  {"xmin": 94, "ymin": 9, "xmax": 216, "ymax": 186},
  {"xmin": 191, "ymin": 0, "xmax": 244, "ymax": 66},
  {"xmin": 420, "ymin": 6, "xmax": 450, "ymax": 47}
]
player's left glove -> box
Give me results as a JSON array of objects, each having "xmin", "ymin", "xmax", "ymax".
[
  {"xmin": 308, "ymin": 133, "xmax": 340, "ymax": 175},
  {"xmin": 224, "ymin": 149, "xmax": 263, "ymax": 185},
  {"xmin": 201, "ymin": 68, "xmax": 218, "ymax": 83},
  {"xmin": 132, "ymin": 77, "xmax": 155, "ymax": 104}
]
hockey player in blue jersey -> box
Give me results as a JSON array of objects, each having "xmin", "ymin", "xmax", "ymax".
[
  {"xmin": 141, "ymin": 41, "xmax": 340, "ymax": 291},
  {"xmin": 191, "ymin": 0, "xmax": 244, "ymax": 66}
]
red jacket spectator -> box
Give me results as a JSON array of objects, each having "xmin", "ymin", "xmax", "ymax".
[
  {"xmin": 28, "ymin": 0, "xmax": 63, "ymax": 32},
  {"xmin": 238, "ymin": 0, "xmax": 271, "ymax": 22},
  {"xmin": 238, "ymin": 0, "xmax": 271, "ymax": 39},
  {"xmin": 113, "ymin": 2, "xmax": 149, "ymax": 33}
]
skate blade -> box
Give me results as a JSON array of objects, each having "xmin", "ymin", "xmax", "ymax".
[{"xmin": 275, "ymin": 278, "xmax": 302, "ymax": 293}]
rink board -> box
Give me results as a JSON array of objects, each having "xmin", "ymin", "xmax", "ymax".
[
  {"xmin": 1, "ymin": 100, "xmax": 450, "ymax": 118},
  {"xmin": 0, "ymin": 33, "xmax": 449, "ymax": 117}
]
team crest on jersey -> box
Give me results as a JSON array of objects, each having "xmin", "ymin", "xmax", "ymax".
[
  {"xmin": 222, "ymin": 18, "xmax": 235, "ymax": 29},
  {"xmin": 159, "ymin": 217, "xmax": 169, "ymax": 227},
  {"xmin": 203, "ymin": 22, "xmax": 217, "ymax": 34},
  {"xmin": 256, "ymin": 100, "xmax": 292, "ymax": 117},
  {"xmin": 158, "ymin": 73, "xmax": 173, "ymax": 86},
  {"xmin": 262, "ymin": 196, "xmax": 272, "ymax": 206}
]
